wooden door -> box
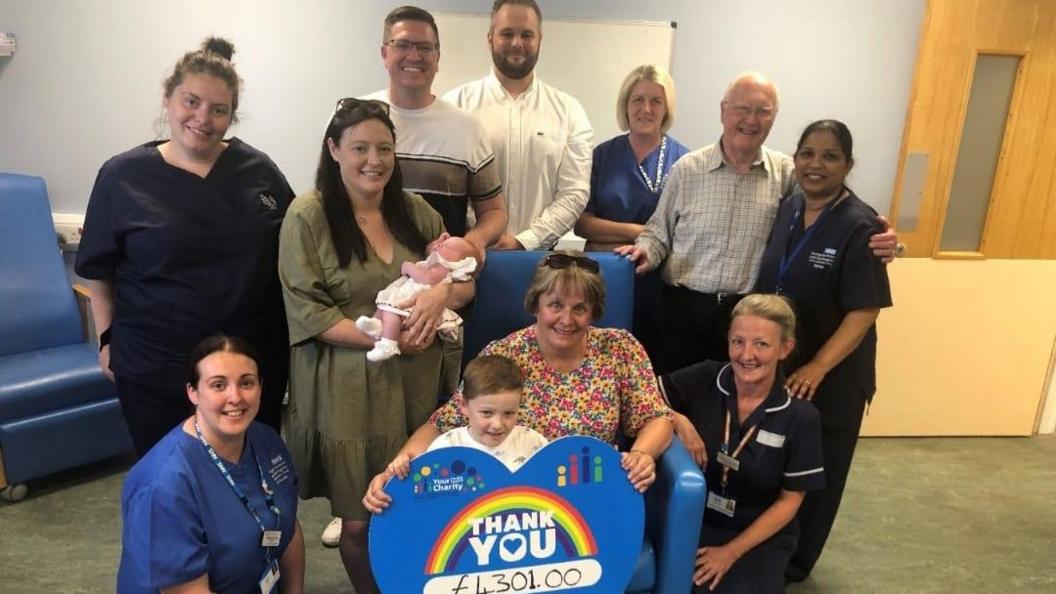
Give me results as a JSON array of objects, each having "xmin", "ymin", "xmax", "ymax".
[{"xmin": 864, "ymin": 0, "xmax": 1056, "ymax": 436}]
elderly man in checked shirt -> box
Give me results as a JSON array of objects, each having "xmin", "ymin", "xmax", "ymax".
[{"xmin": 617, "ymin": 72, "xmax": 897, "ymax": 374}]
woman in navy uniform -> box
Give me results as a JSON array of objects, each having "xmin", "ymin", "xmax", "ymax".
[
  {"xmin": 76, "ymin": 38, "xmax": 293, "ymax": 456},
  {"xmin": 755, "ymin": 119, "xmax": 893, "ymax": 582},
  {"xmin": 662, "ymin": 294, "xmax": 825, "ymax": 593}
]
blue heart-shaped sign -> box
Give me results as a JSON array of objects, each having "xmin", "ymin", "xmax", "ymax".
[{"xmin": 369, "ymin": 436, "xmax": 644, "ymax": 593}]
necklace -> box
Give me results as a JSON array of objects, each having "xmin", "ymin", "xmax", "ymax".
[{"xmin": 636, "ymin": 135, "xmax": 668, "ymax": 194}]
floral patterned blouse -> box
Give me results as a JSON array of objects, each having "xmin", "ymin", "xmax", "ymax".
[{"xmin": 431, "ymin": 326, "xmax": 672, "ymax": 444}]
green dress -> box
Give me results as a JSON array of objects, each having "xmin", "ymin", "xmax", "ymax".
[{"xmin": 278, "ymin": 190, "xmax": 445, "ymax": 520}]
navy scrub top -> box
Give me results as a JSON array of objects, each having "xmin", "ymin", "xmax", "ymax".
[
  {"xmin": 75, "ymin": 139, "xmax": 294, "ymax": 377},
  {"xmin": 662, "ymin": 361, "xmax": 825, "ymax": 532},
  {"xmin": 756, "ymin": 191, "xmax": 893, "ymax": 395}
]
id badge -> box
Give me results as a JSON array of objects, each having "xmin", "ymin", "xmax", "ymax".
[
  {"xmin": 706, "ymin": 491, "xmax": 736, "ymax": 518},
  {"xmin": 259, "ymin": 558, "xmax": 280, "ymax": 594},
  {"xmin": 261, "ymin": 530, "xmax": 282, "ymax": 547},
  {"xmin": 716, "ymin": 451, "xmax": 740, "ymax": 471}
]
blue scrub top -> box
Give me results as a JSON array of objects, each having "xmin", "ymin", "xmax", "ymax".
[
  {"xmin": 756, "ymin": 191, "xmax": 893, "ymax": 396},
  {"xmin": 585, "ymin": 134, "xmax": 690, "ymax": 224},
  {"xmin": 117, "ymin": 422, "xmax": 299, "ymax": 594}
]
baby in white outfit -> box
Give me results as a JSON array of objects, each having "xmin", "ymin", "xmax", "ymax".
[{"xmin": 356, "ymin": 233, "xmax": 477, "ymax": 362}]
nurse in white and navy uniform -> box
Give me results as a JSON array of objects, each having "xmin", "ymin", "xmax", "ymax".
[{"xmin": 662, "ymin": 294, "xmax": 824, "ymax": 594}]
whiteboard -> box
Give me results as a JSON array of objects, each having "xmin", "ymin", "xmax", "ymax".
[{"xmin": 433, "ymin": 12, "xmax": 675, "ymax": 143}]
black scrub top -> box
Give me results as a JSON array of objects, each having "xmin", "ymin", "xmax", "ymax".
[
  {"xmin": 75, "ymin": 138, "xmax": 294, "ymax": 377},
  {"xmin": 756, "ymin": 191, "xmax": 893, "ymax": 396},
  {"xmin": 662, "ymin": 361, "xmax": 825, "ymax": 532}
]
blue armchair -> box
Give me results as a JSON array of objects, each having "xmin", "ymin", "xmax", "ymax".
[
  {"xmin": 464, "ymin": 250, "xmax": 706, "ymax": 594},
  {"xmin": 0, "ymin": 173, "xmax": 133, "ymax": 501}
]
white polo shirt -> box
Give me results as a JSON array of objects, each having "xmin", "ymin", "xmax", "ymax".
[{"xmin": 445, "ymin": 71, "xmax": 593, "ymax": 250}]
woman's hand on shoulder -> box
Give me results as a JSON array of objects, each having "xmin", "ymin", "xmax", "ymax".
[
  {"xmin": 672, "ymin": 412, "xmax": 707, "ymax": 468},
  {"xmin": 362, "ymin": 470, "xmax": 395, "ymax": 515},
  {"xmin": 620, "ymin": 450, "xmax": 656, "ymax": 493},
  {"xmin": 785, "ymin": 361, "xmax": 829, "ymax": 400}
]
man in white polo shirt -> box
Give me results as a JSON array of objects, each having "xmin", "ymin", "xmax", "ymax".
[{"xmin": 444, "ymin": 0, "xmax": 592, "ymax": 251}]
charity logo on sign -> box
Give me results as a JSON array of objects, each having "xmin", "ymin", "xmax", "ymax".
[{"xmin": 369, "ymin": 436, "xmax": 644, "ymax": 593}]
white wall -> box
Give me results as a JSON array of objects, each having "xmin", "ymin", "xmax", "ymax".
[{"xmin": 0, "ymin": 0, "xmax": 925, "ymax": 215}]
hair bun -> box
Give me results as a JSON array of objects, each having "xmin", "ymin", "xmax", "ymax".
[{"xmin": 201, "ymin": 37, "xmax": 235, "ymax": 61}]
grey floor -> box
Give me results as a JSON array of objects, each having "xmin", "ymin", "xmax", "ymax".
[{"xmin": 1, "ymin": 436, "xmax": 1053, "ymax": 593}]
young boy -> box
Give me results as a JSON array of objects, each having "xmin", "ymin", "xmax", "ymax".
[{"xmin": 388, "ymin": 355, "xmax": 548, "ymax": 473}]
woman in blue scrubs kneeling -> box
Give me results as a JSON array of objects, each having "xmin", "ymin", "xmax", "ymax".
[{"xmin": 117, "ymin": 335, "xmax": 304, "ymax": 594}]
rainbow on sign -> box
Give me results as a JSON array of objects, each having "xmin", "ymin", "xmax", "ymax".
[{"xmin": 369, "ymin": 436, "xmax": 644, "ymax": 593}]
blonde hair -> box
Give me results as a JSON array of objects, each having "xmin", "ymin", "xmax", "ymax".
[
  {"xmin": 523, "ymin": 251, "xmax": 606, "ymax": 320},
  {"xmin": 616, "ymin": 64, "xmax": 677, "ymax": 133},
  {"xmin": 730, "ymin": 294, "xmax": 796, "ymax": 343}
]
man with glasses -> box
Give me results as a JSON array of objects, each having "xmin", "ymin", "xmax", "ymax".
[
  {"xmin": 322, "ymin": 5, "xmax": 507, "ymax": 553},
  {"xmin": 618, "ymin": 72, "xmax": 896, "ymax": 376},
  {"xmin": 444, "ymin": 0, "xmax": 592, "ymax": 251},
  {"xmin": 365, "ymin": 5, "xmax": 507, "ymax": 258}
]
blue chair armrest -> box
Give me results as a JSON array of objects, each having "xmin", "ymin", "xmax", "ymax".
[{"xmin": 645, "ymin": 435, "xmax": 707, "ymax": 594}]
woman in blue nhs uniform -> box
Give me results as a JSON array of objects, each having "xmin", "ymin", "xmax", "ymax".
[
  {"xmin": 75, "ymin": 38, "xmax": 293, "ymax": 457},
  {"xmin": 574, "ymin": 65, "xmax": 689, "ymax": 358},
  {"xmin": 117, "ymin": 335, "xmax": 304, "ymax": 594},
  {"xmin": 662, "ymin": 295, "xmax": 824, "ymax": 593},
  {"xmin": 755, "ymin": 120, "xmax": 893, "ymax": 582}
]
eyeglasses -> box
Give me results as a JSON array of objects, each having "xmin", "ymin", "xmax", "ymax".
[
  {"xmin": 542, "ymin": 253, "xmax": 600, "ymax": 273},
  {"xmin": 386, "ymin": 39, "xmax": 439, "ymax": 56},
  {"xmin": 726, "ymin": 102, "xmax": 776, "ymax": 122}
]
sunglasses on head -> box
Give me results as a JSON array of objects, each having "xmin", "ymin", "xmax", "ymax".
[
  {"xmin": 329, "ymin": 97, "xmax": 391, "ymax": 125},
  {"xmin": 542, "ymin": 253, "xmax": 600, "ymax": 273}
]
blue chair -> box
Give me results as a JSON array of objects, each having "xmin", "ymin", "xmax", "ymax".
[
  {"xmin": 464, "ymin": 250, "xmax": 706, "ymax": 594},
  {"xmin": 0, "ymin": 173, "xmax": 133, "ymax": 501}
]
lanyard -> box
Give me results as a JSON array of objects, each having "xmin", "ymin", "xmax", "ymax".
[
  {"xmin": 719, "ymin": 409, "xmax": 758, "ymax": 494},
  {"xmin": 193, "ymin": 420, "xmax": 281, "ymax": 554},
  {"xmin": 636, "ymin": 135, "xmax": 669, "ymax": 194},
  {"xmin": 776, "ymin": 190, "xmax": 842, "ymax": 293}
]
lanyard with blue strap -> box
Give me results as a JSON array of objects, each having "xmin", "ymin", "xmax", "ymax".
[
  {"xmin": 776, "ymin": 188, "xmax": 844, "ymax": 294},
  {"xmin": 193, "ymin": 420, "xmax": 282, "ymax": 557}
]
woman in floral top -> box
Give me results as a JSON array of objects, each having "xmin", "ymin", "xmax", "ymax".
[{"xmin": 364, "ymin": 252, "xmax": 673, "ymax": 513}]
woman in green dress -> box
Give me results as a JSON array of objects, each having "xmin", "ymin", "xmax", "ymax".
[{"xmin": 278, "ymin": 98, "xmax": 474, "ymax": 594}]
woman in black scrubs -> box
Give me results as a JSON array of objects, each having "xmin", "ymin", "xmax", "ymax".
[
  {"xmin": 76, "ymin": 38, "xmax": 294, "ymax": 457},
  {"xmin": 663, "ymin": 294, "xmax": 825, "ymax": 593},
  {"xmin": 755, "ymin": 119, "xmax": 893, "ymax": 582}
]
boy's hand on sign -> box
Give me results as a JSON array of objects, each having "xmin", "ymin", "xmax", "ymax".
[
  {"xmin": 387, "ymin": 453, "xmax": 412, "ymax": 479},
  {"xmin": 362, "ymin": 471, "xmax": 394, "ymax": 514}
]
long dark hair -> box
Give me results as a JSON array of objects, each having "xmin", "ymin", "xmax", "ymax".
[{"xmin": 315, "ymin": 101, "xmax": 428, "ymax": 267}]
